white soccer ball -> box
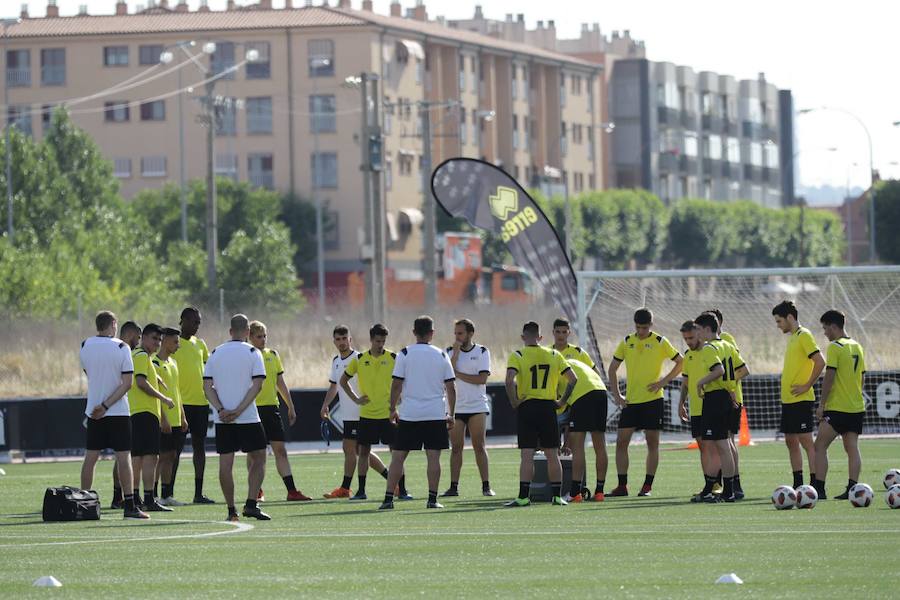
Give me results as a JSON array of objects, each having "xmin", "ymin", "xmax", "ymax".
[
  {"xmin": 886, "ymin": 485, "xmax": 900, "ymax": 509},
  {"xmin": 883, "ymin": 469, "xmax": 900, "ymax": 490},
  {"xmin": 795, "ymin": 485, "xmax": 818, "ymax": 509},
  {"xmin": 771, "ymin": 485, "xmax": 796, "ymax": 510},
  {"xmin": 848, "ymin": 483, "xmax": 874, "ymax": 508}
]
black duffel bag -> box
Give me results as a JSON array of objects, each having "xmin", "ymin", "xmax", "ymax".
[{"xmin": 42, "ymin": 486, "xmax": 101, "ymax": 521}]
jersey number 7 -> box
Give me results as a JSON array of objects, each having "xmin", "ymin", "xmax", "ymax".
[{"xmin": 530, "ymin": 364, "xmax": 550, "ymax": 389}]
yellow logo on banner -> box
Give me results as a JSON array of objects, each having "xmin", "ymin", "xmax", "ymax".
[
  {"xmin": 489, "ymin": 186, "xmax": 538, "ymax": 242},
  {"xmin": 489, "ymin": 186, "xmax": 519, "ymax": 220}
]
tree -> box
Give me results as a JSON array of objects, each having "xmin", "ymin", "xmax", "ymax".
[{"xmin": 666, "ymin": 199, "xmax": 733, "ymax": 268}]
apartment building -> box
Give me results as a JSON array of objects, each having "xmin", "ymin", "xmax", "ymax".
[{"xmin": 4, "ymin": 0, "xmax": 603, "ymax": 280}]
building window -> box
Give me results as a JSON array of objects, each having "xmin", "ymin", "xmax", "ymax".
[
  {"xmin": 6, "ymin": 49, "xmax": 31, "ymax": 87},
  {"xmin": 246, "ymin": 97, "xmax": 272, "ymax": 134},
  {"xmin": 138, "ymin": 44, "xmax": 164, "ymax": 66},
  {"xmin": 113, "ymin": 158, "xmax": 132, "ymax": 178},
  {"xmin": 41, "ymin": 104, "xmax": 54, "ymax": 131},
  {"xmin": 459, "ymin": 108, "xmax": 467, "ymax": 145},
  {"xmin": 309, "ymin": 94, "xmax": 336, "ymax": 133},
  {"xmin": 398, "ymin": 151, "xmax": 414, "ymax": 175},
  {"xmin": 311, "ymin": 152, "xmax": 338, "ymax": 189},
  {"xmin": 7, "ymin": 106, "xmax": 32, "ymax": 137},
  {"xmin": 458, "ymin": 56, "xmax": 466, "ymax": 91},
  {"xmin": 245, "ymin": 42, "xmax": 270, "ymax": 79},
  {"xmin": 215, "ymin": 153, "xmax": 239, "ymax": 181},
  {"xmin": 513, "ymin": 165, "xmax": 520, "ymax": 180},
  {"xmin": 385, "ymin": 158, "xmax": 393, "ymax": 190},
  {"xmin": 705, "ymin": 134, "xmax": 722, "ymax": 160},
  {"xmin": 308, "ymin": 40, "xmax": 335, "ymax": 77},
  {"xmin": 742, "ymin": 97, "xmax": 762, "ymax": 124},
  {"xmin": 588, "ymin": 173, "xmax": 595, "ymax": 189},
  {"xmin": 748, "ymin": 141, "xmax": 763, "ymax": 166},
  {"xmin": 216, "ymin": 98, "xmax": 237, "ymax": 136},
  {"xmin": 324, "ymin": 209, "xmax": 340, "ymax": 250},
  {"xmin": 765, "ymin": 143, "xmax": 779, "ymax": 168},
  {"xmin": 104, "ymin": 101, "xmax": 130, "ymax": 123},
  {"xmin": 415, "ymin": 58, "xmax": 423, "ymax": 85},
  {"xmin": 727, "ymin": 137, "xmax": 740, "ymax": 163},
  {"xmin": 141, "ymin": 156, "xmax": 167, "ymax": 177},
  {"xmin": 103, "ymin": 46, "xmax": 129, "ymax": 67},
  {"xmin": 511, "ymin": 65, "xmax": 517, "ymax": 99},
  {"xmin": 684, "ymin": 133, "xmax": 698, "ymax": 157},
  {"xmin": 211, "ymin": 42, "xmax": 235, "ymax": 80},
  {"xmin": 701, "ymin": 92, "xmax": 713, "ymax": 115},
  {"xmin": 41, "ymin": 48, "xmax": 66, "ymax": 86},
  {"xmin": 140, "ymin": 100, "xmax": 165, "ymax": 121},
  {"xmin": 248, "ymin": 153, "xmax": 274, "ymax": 189}
]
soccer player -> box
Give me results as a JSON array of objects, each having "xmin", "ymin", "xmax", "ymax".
[
  {"xmin": 110, "ymin": 320, "xmax": 142, "ymax": 509},
  {"xmin": 692, "ymin": 313, "xmax": 739, "ymax": 502},
  {"xmin": 812, "ymin": 310, "xmax": 866, "ymax": 500},
  {"xmin": 248, "ymin": 320, "xmax": 311, "ymax": 502},
  {"xmin": 80, "ymin": 311, "xmax": 147, "ymax": 519},
  {"xmin": 607, "ymin": 308, "xmax": 683, "ymax": 497},
  {"xmin": 380, "ymin": 316, "xmax": 456, "ymax": 510},
  {"xmin": 557, "ymin": 358, "xmax": 608, "ymax": 503},
  {"xmin": 172, "ymin": 307, "xmax": 215, "ymax": 504},
  {"xmin": 550, "ymin": 318, "xmax": 602, "ymax": 374},
  {"xmin": 203, "ymin": 314, "xmax": 270, "ymax": 521},
  {"xmin": 340, "ymin": 324, "xmax": 409, "ymax": 501},
  {"xmin": 320, "ymin": 325, "xmax": 388, "ymax": 499},
  {"xmin": 155, "ymin": 327, "xmax": 189, "ymax": 506},
  {"xmin": 678, "ymin": 320, "xmax": 717, "ymax": 500},
  {"xmin": 772, "ymin": 300, "xmax": 825, "ymax": 489},
  {"xmin": 129, "ymin": 323, "xmax": 175, "ymax": 512},
  {"xmin": 504, "ymin": 321, "xmax": 577, "ymax": 507},
  {"xmin": 442, "ymin": 318, "xmax": 494, "ymax": 498}
]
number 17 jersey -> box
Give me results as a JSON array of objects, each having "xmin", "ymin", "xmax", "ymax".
[{"xmin": 507, "ymin": 345, "xmax": 570, "ymax": 401}]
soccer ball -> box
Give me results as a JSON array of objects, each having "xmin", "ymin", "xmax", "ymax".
[
  {"xmin": 771, "ymin": 485, "xmax": 797, "ymax": 510},
  {"xmin": 883, "ymin": 469, "xmax": 900, "ymax": 490},
  {"xmin": 848, "ymin": 483, "xmax": 874, "ymax": 508},
  {"xmin": 886, "ymin": 485, "xmax": 900, "ymax": 509},
  {"xmin": 795, "ymin": 485, "xmax": 818, "ymax": 509}
]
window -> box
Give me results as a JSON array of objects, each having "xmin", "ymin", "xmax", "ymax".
[
  {"xmin": 511, "ymin": 65, "xmax": 517, "ymax": 99},
  {"xmin": 7, "ymin": 106, "xmax": 32, "ymax": 137},
  {"xmin": 748, "ymin": 141, "xmax": 763, "ymax": 166},
  {"xmin": 657, "ymin": 82, "xmax": 679, "ymax": 109},
  {"xmin": 104, "ymin": 101, "xmax": 130, "ymax": 123},
  {"xmin": 41, "ymin": 104, "xmax": 53, "ymax": 131},
  {"xmin": 501, "ymin": 274, "xmax": 519, "ymax": 291},
  {"xmin": 701, "ymin": 92, "xmax": 713, "ymax": 115},
  {"xmin": 385, "ymin": 158, "xmax": 392, "ymax": 190},
  {"xmin": 308, "ymin": 40, "xmax": 334, "ymax": 77},
  {"xmin": 512, "ymin": 115, "xmax": 519, "ymax": 149},
  {"xmin": 139, "ymin": 44, "xmax": 164, "ymax": 66},
  {"xmin": 742, "ymin": 97, "xmax": 762, "ymax": 124},
  {"xmin": 141, "ymin": 156, "xmax": 167, "ymax": 177},
  {"xmin": 6, "ymin": 49, "xmax": 31, "ymax": 87},
  {"xmin": 458, "ymin": 55, "xmax": 466, "ymax": 91},
  {"xmin": 309, "ymin": 94, "xmax": 336, "ymax": 133},
  {"xmin": 249, "ymin": 153, "xmax": 274, "ymax": 189},
  {"xmin": 211, "ymin": 42, "xmax": 235, "ymax": 80},
  {"xmin": 216, "ymin": 98, "xmax": 237, "ymax": 136},
  {"xmin": 415, "ymin": 58, "xmax": 423, "ymax": 85},
  {"xmin": 470, "ymin": 56, "xmax": 477, "ymax": 91},
  {"xmin": 324, "ymin": 209, "xmax": 340, "ymax": 250},
  {"xmin": 246, "ymin": 97, "xmax": 272, "ymax": 134},
  {"xmin": 459, "ymin": 108, "xmax": 467, "ymax": 144},
  {"xmin": 765, "ymin": 143, "xmax": 779, "ymax": 168},
  {"xmin": 560, "ymin": 74, "xmax": 566, "ymax": 107},
  {"xmin": 684, "ymin": 133, "xmax": 698, "ymax": 157},
  {"xmin": 726, "ymin": 137, "xmax": 740, "ymax": 163},
  {"xmin": 311, "ymin": 152, "xmax": 337, "ymax": 188},
  {"xmin": 41, "ymin": 48, "xmax": 66, "ymax": 86},
  {"xmin": 514, "ymin": 165, "xmax": 519, "ymax": 180},
  {"xmin": 245, "ymin": 42, "xmax": 270, "ymax": 79},
  {"xmin": 522, "ymin": 67, "xmax": 529, "ymax": 98},
  {"xmin": 140, "ymin": 100, "xmax": 165, "ymax": 121},
  {"xmin": 113, "ymin": 158, "xmax": 132, "ymax": 178},
  {"xmin": 705, "ymin": 134, "xmax": 722, "ymax": 160},
  {"xmin": 398, "ymin": 151, "xmax": 414, "ymax": 175},
  {"xmin": 103, "ymin": 46, "xmax": 129, "ymax": 67},
  {"xmin": 561, "ymin": 121, "xmax": 568, "ymax": 156},
  {"xmin": 215, "ymin": 154, "xmax": 238, "ymax": 181},
  {"xmin": 588, "ymin": 173, "xmax": 595, "ymax": 189}
]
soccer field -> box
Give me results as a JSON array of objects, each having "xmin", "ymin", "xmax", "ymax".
[{"xmin": 1, "ymin": 440, "xmax": 897, "ymax": 598}]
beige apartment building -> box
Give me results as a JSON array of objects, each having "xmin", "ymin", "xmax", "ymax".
[{"xmin": 5, "ymin": 0, "xmax": 604, "ymax": 280}]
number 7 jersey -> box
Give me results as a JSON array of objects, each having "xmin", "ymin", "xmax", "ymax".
[
  {"xmin": 507, "ymin": 345, "xmax": 571, "ymax": 401},
  {"xmin": 825, "ymin": 337, "xmax": 866, "ymax": 413}
]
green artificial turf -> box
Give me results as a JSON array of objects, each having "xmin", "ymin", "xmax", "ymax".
[{"xmin": 0, "ymin": 440, "xmax": 897, "ymax": 598}]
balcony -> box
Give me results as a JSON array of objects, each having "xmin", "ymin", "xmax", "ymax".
[
  {"xmin": 657, "ymin": 106, "xmax": 679, "ymax": 126},
  {"xmin": 679, "ymin": 155, "xmax": 697, "ymax": 172},
  {"xmin": 763, "ymin": 166, "xmax": 780, "ymax": 184},
  {"xmin": 742, "ymin": 120, "xmax": 763, "ymax": 139},
  {"xmin": 743, "ymin": 164, "xmax": 762, "ymax": 182},
  {"xmin": 680, "ymin": 111, "xmax": 698, "ymax": 130},
  {"xmin": 658, "ymin": 152, "xmax": 678, "ymax": 172},
  {"xmin": 703, "ymin": 158, "xmax": 722, "ymax": 177},
  {"xmin": 724, "ymin": 119, "xmax": 738, "ymax": 136},
  {"xmin": 6, "ymin": 68, "xmax": 31, "ymax": 87},
  {"xmin": 701, "ymin": 114, "xmax": 723, "ymax": 131},
  {"xmin": 41, "ymin": 66, "xmax": 65, "ymax": 86},
  {"xmin": 721, "ymin": 162, "xmax": 732, "ymax": 178},
  {"xmin": 250, "ymin": 172, "xmax": 274, "ymax": 189}
]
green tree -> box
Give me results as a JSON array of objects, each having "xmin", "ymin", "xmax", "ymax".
[{"xmin": 667, "ymin": 199, "xmax": 733, "ymax": 268}]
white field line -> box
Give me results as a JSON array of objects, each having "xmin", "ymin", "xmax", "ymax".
[{"xmin": 0, "ymin": 519, "xmax": 253, "ymax": 548}]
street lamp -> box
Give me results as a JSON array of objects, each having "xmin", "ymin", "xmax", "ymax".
[
  {"xmin": 3, "ymin": 17, "xmax": 21, "ymax": 243},
  {"xmin": 310, "ymin": 56, "xmax": 330, "ymax": 313}
]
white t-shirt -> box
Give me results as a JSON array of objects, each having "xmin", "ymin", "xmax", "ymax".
[
  {"xmin": 80, "ymin": 336, "xmax": 134, "ymax": 418},
  {"xmin": 446, "ymin": 344, "xmax": 491, "ymax": 413},
  {"xmin": 203, "ymin": 340, "xmax": 266, "ymax": 424},
  {"xmin": 329, "ymin": 350, "xmax": 361, "ymax": 422},
  {"xmin": 392, "ymin": 343, "xmax": 456, "ymax": 422}
]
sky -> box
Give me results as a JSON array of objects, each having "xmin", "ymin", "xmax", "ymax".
[{"xmin": 7, "ymin": 0, "xmax": 900, "ymax": 196}]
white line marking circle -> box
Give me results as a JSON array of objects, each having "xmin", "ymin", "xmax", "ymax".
[{"xmin": 0, "ymin": 519, "xmax": 254, "ymax": 548}]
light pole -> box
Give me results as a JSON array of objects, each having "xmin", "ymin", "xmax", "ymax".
[
  {"xmin": 3, "ymin": 18, "xmax": 20, "ymax": 243},
  {"xmin": 310, "ymin": 57, "xmax": 330, "ymax": 313}
]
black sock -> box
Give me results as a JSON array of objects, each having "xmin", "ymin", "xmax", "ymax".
[
  {"xmin": 551, "ymin": 482, "xmax": 562, "ymax": 498},
  {"xmin": 398, "ymin": 475, "xmax": 408, "ymax": 495},
  {"xmin": 569, "ymin": 479, "xmax": 582, "ymax": 497},
  {"xmin": 847, "ymin": 478, "xmax": 857, "ymax": 491},
  {"xmin": 227, "ymin": 505, "xmax": 237, "ymax": 516},
  {"xmin": 809, "ymin": 473, "xmax": 816, "ymax": 485},
  {"xmin": 161, "ymin": 483, "xmax": 173, "ymax": 498},
  {"xmin": 482, "ymin": 480, "xmax": 491, "ymax": 491},
  {"xmin": 112, "ymin": 487, "xmax": 123, "ymax": 502},
  {"xmin": 723, "ymin": 476, "xmax": 734, "ymax": 498},
  {"xmin": 701, "ymin": 475, "xmax": 715, "ymax": 495},
  {"xmin": 812, "ymin": 478, "xmax": 826, "ymax": 495},
  {"xmin": 341, "ymin": 475, "xmax": 352, "ymax": 490},
  {"xmin": 133, "ymin": 489, "xmax": 140, "ymax": 501},
  {"xmin": 733, "ymin": 474, "xmax": 742, "ymax": 493},
  {"xmin": 245, "ymin": 498, "xmax": 258, "ymax": 510},
  {"xmin": 518, "ymin": 481, "xmax": 531, "ymax": 499},
  {"xmin": 144, "ymin": 491, "xmax": 154, "ymax": 505},
  {"xmin": 792, "ymin": 470, "xmax": 804, "ymax": 489},
  {"xmin": 428, "ymin": 490, "xmax": 438, "ymax": 504},
  {"xmin": 153, "ymin": 482, "xmax": 159, "ymax": 498},
  {"xmin": 595, "ymin": 480, "xmax": 605, "ymax": 494},
  {"xmin": 617, "ymin": 474, "xmax": 627, "ymax": 487},
  {"xmin": 715, "ymin": 470, "xmax": 723, "ymax": 486},
  {"xmin": 357, "ymin": 475, "xmax": 367, "ymax": 494},
  {"xmin": 123, "ymin": 494, "xmax": 135, "ymax": 511},
  {"xmin": 383, "ymin": 491, "xmax": 394, "ymax": 504},
  {"xmin": 643, "ymin": 474, "xmax": 655, "ymax": 488},
  {"xmin": 283, "ymin": 475, "xmax": 296, "ymax": 493},
  {"xmin": 449, "ymin": 481, "xmax": 459, "ymax": 491},
  {"xmin": 194, "ymin": 478, "xmax": 203, "ymax": 498},
  {"xmin": 380, "ymin": 468, "xmax": 389, "ymax": 479}
]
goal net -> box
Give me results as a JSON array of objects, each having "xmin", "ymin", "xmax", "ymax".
[{"xmin": 575, "ymin": 266, "xmax": 900, "ymax": 437}]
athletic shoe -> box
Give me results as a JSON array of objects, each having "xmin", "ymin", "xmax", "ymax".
[
  {"xmin": 396, "ymin": 492, "xmax": 414, "ymax": 501},
  {"xmin": 551, "ymin": 496, "xmax": 568, "ymax": 506},
  {"xmin": 193, "ymin": 495, "xmax": 216, "ymax": 505},
  {"xmin": 110, "ymin": 499, "xmax": 123, "ymax": 510},
  {"xmin": 722, "ymin": 494, "xmax": 736, "ymax": 503},
  {"xmin": 227, "ymin": 513, "xmax": 240, "ymax": 522},
  {"xmin": 607, "ymin": 485, "xmax": 628, "ymax": 497},
  {"xmin": 378, "ymin": 500, "xmax": 394, "ymax": 510},
  {"xmin": 287, "ymin": 490, "xmax": 312, "ymax": 502},
  {"xmin": 242, "ymin": 506, "xmax": 271, "ymax": 521},
  {"xmin": 711, "ymin": 483, "xmax": 724, "ymax": 495},
  {"xmin": 504, "ymin": 497, "xmax": 531, "ymax": 507},
  {"xmin": 482, "ymin": 488, "xmax": 497, "ymax": 497},
  {"xmin": 159, "ymin": 497, "xmax": 187, "ymax": 507},
  {"xmin": 732, "ymin": 490, "xmax": 745, "ymax": 501},
  {"xmin": 637, "ymin": 484, "xmax": 652, "ymax": 497},
  {"xmin": 144, "ymin": 499, "xmax": 174, "ymax": 512},
  {"xmin": 349, "ymin": 492, "xmax": 368, "ymax": 501},
  {"xmin": 563, "ymin": 493, "xmax": 583, "ymax": 503},
  {"xmin": 323, "ymin": 487, "xmax": 351, "ymax": 499},
  {"xmin": 123, "ymin": 507, "xmax": 150, "ymax": 520},
  {"xmin": 701, "ymin": 493, "xmax": 722, "ymax": 504},
  {"xmin": 134, "ymin": 496, "xmax": 145, "ymax": 510},
  {"xmin": 440, "ymin": 488, "xmax": 459, "ymax": 497},
  {"xmin": 257, "ymin": 488, "xmax": 265, "ymax": 502},
  {"xmin": 834, "ymin": 490, "xmax": 850, "ymax": 500},
  {"xmin": 690, "ymin": 492, "xmax": 705, "ymax": 503},
  {"xmin": 426, "ymin": 501, "xmax": 445, "ymax": 509},
  {"xmin": 591, "ymin": 492, "xmax": 605, "ymax": 502}
]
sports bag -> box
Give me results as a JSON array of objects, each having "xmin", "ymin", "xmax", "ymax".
[{"xmin": 42, "ymin": 486, "xmax": 101, "ymax": 521}]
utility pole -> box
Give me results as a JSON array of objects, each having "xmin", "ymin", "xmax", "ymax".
[
  {"xmin": 419, "ymin": 101, "xmax": 437, "ymax": 311},
  {"xmin": 311, "ymin": 61, "xmax": 326, "ymax": 313},
  {"xmin": 3, "ymin": 19, "xmax": 16, "ymax": 244},
  {"xmin": 177, "ymin": 63, "xmax": 188, "ymax": 243},
  {"xmin": 357, "ymin": 73, "xmax": 375, "ymax": 322},
  {"xmin": 203, "ymin": 78, "xmax": 218, "ymax": 293},
  {"xmin": 369, "ymin": 75, "xmax": 386, "ymax": 323}
]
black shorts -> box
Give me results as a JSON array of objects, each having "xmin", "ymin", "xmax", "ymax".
[
  {"xmin": 617, "ymin": 398, "xmax": 664, "ymax": 431},
  {"xmin": 358, "ymin": 417, "xmax": 397, "ymax": 446},
  {"xmin": 342, "ymin": 420, "xmax": 360, "ymax": 441},
  {"xmin": 215, "ymin": 422, "xmax": 268, "ymax": 455},
  {"xmin": 823, "ymin": 410, "xmax": 863, "ymax": 435},
  {"xmin": 455, "ymin": 412, "xmax": 488, "ymax": 425},
  {"xmin": 85, "ymin": 415, "xmax": 131, "ymax": 452},
  {"xmin": 131, "ymin": 412, "xmax": 161, "ymax": 456},
  {"xmin": 690, "ymin": 416, "xmax": 704, "ymax": 439},
  {"xmin": 394, "ymin": 420, "xmax": 449, "ymax": 451},
  {"xmin": 700, "ymin": 390, "xmax": 731, "ymax": 441},
  {"xmin": 184, "ymin": 405, "xmax": 211, "ymax": 441},
  {"xmin": 728, "ymin": 404, "xmax": 742, "ymax": 435},
  {"xmin": 781, "ymin": 401, "xmax": 815, "ymax": 435},
  {"xmin": 568, "ymin": 390, "xmax": 608, "ymax": 433},
  {"xmin": 517, "ymin": 400, "xmax": 560, "ymax": 449},
  {"xmin": 160, "ymin": 426, "xmax": 186, "ymax": 453},
  {"xmin": 258, "ymin": 405, "xmax": 286, "ymax": 443}
]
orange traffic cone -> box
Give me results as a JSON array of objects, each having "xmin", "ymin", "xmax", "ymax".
[
  {"xmin": 686, "ymin": 440, "xmax": 699, "ymax": 449},
  {"xmin": 738, "ymin": 405, "xmax": 753, "ymax": 446}
]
